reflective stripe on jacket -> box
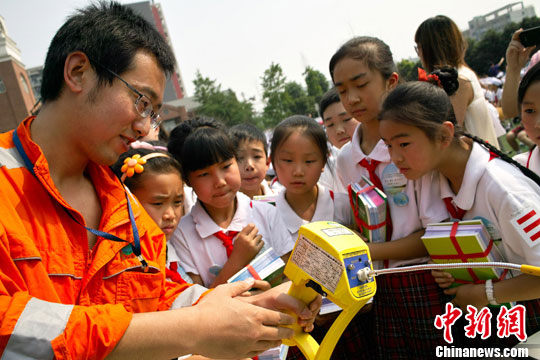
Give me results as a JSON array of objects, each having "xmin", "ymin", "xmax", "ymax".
[{"xmin": 0, "ymin": 117, "xmax": 197, "ymax": 359}]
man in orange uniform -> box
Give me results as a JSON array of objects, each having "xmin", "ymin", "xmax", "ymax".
[{"xmin": 0, "ymin": 2, "xmax": 320, "ymax": 359}]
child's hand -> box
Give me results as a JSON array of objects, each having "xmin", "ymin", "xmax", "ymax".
[
  {"xmin": 231, "ymin": 223, "xmax": 264, "ymax": 266},
  {"xmin": 445, "ymin": 283, "xmax": 487, "ymax": 310},
  {"xmin": 431, "ymin": 269, "xmax": 455, "ymax": 289}
]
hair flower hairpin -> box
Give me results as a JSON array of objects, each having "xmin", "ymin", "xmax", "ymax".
[
  {"xmin": 119, "ymin": 152, "xmax": 170, "ymax": 182},
  {"xmin": 121, "ymin": 154, "xmax": 147, "ymax": 178}
]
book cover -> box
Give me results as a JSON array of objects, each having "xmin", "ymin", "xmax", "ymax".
[
  {"xmin": 258, "ymin": 345, "xmax": 289, "ymax": 360},
  {"xmin": 253, "ymin": 194, "xmax": 277, "ymax": 206},
  {"xmin": 319, "ymin": 297, "xmax": 342, "ymax": 315},
  {"xmin": 348, "ymin": 176, "xmax": 387, "ymax": 242},
  {"xmin": 227, "ymin": 247, "xmax": 285, "ymax": 287},
  {"xmin": 422, "ymin": 220, "xmax": 506, "ymax": 283}
]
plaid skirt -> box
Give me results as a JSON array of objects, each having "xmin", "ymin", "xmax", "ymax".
[{"xmin": 373, "ymin": 269, "xmax": 452, "ymax": 360}]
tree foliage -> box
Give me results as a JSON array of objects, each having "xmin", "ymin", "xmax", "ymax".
[
  {"xmin": 192, "ymin": 64, "xmax": 330, "ymax": 130},
  {"xmin": 397, "ymin": 58, "xmax": 422, "ymax": 82},
  {"xmin": 304, "ymin": 66, "xmax": 330, "ymax": 110},
  {"xmin": 465, "ymin": 17, "xmax": 540, "ymax": 76},
  {"xmin": 259, "ymin": 63, "xmax": 330, "ymax": 128},
  {"xmin": 192, "ymin": 71, "xmax": 258, "ymax": 128},
  {"xmin": 259, "ymin": 63, "xmax": 290, "ymax": 128}
]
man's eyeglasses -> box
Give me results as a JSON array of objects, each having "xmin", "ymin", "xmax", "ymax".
[{"xmin": 91, "ymin": 60, "xmax": 161, "ymax": 130}]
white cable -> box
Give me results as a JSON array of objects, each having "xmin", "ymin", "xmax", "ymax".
[{"xmin": 368, "ymin": 262, "xmax": 522, "ymax": 278}]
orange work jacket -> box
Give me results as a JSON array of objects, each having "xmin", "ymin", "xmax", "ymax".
[{"xmin": 0, "ymin": 117, "xmax": 200, "ymax": 359}]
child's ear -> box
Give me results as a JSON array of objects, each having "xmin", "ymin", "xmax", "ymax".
[
  {"xmin": 386, "ymin": 72, "xmax": 399, "ymax": 91},
  {"xmin": 440, "ymin": 121, "xmax": 455, "ymax": 146}
]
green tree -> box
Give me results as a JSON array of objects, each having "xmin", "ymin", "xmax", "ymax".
[
  {"xmin": 303, "ymin": 66, "xmax": 330, "ymax": 113},
  {"xmin": 284, "ymin": 81, "xmax": 313, "ymax": 116},
  {"xmin": 465, "ymin": 17, "xmax": 540, "ymax": 75},
  {"xmin": 396, "ymin": 58, "xmax": 422, "ymax": 82},
  {"xmin": 192, "ymin": 71, "xmax": 257, "ymax": 127},
  {"xmin": 260, "ymin": 63, "xmax": 290, "ymax": 128}
]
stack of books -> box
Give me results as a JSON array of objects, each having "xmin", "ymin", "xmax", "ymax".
[
  {"xmin": 348, "ymin": 176, "xmax": 387, "ymax": 243},
  {"xmin": 227, "ymin": 247, "xmax": 285, "ymax": 287},
  {"xmin": 258, "ymin": 345, "xmax": 289, "ymax": 360},
  {"xmin": 421, "ymin": 220, "xmax": 507, "ymax": 283},
  {"xmin": 320, "ymin": 297, "xmax": 342, "ymax": 315},
  {"xmin": 253, "ymin": 194, "xmax": 277, "ymax": 206}
]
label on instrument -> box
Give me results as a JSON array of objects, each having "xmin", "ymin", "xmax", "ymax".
[
  {"xmin": 321, "ymin": 226, "xmax": 353, "ymax": 237},
  {"xmin": 291, "ymin": 234, "xmax": 343, "ymax": 293}
]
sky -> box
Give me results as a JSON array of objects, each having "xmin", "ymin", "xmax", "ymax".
[{"xmin": 1, "ymin": 0, "xmax": 538, "ymax": 109}]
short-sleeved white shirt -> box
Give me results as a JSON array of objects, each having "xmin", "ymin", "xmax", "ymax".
[
  {"xmin": 437, "ymin": 142, "xmax": 540, "ymax": 269},
  {"xmin": 261, "ymin": 179, "xmax": 275, "ymax": 195},
  {"xmin": 183, "ymin": 185, "xmax": 197, "ymax": 215},
  {"xmin": 275, "ymin": 184, "xmax": 352, "ymax": 246},
  {"xmin": 319, "ymin": 145, "xmax": 347, "ymax": 194},
  {"xmin": 170, "ymin": 192, "xmax": 293, "ymax": 287},
  {"xmin": 336, "ymin": 125, "xmax": 447, "ymax": 267},
  {"xmin": 514, "ymin": 146, "xmax": 540, "ymax": 175}
]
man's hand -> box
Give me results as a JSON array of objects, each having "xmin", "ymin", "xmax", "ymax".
[
  {"xmin": 192, "ymin": 279, "xmax": 295, "ymax": 359},
  {"xmin": 241, "ymin": 281, "xmax": 322, "ymax": 333}
]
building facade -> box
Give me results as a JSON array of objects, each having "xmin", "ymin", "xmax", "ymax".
[
  {"xmin": 126, "ymin": 1, "xmax": 186, "ymax": 103},
  {"xmin": 0, "ymin": 15, "xmax": 36, "ymax": 132},
  {"xmin": 26, "ymin": 65, "xmax": 43, "ymax": 103},
  {"xmin": 465, "ymin": 2, "xmax": 537, "ymax": 41}
]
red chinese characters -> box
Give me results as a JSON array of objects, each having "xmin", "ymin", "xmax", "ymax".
[
  {"xmin": 435, "ymin": 303, "xmax": 527, "ymax": 343},
  {"xmin": 464, "ymin": 305, "xmax": 492, "ymax": 339},
  {"xmin": 497, "ymin": 304, "xmax": 527, "ymax": 342},
  {"xmin": 435, "ymin": 303, "xmax": 463, "ymax": 343}
]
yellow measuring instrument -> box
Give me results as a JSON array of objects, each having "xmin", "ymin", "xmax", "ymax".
[
  {"xmin": 282, "ymin": 221, "xmax": 376, "ymax": 360},
  {"xmin": 281, "ymin": 222, "xmax": 540, "ymax": 360}
]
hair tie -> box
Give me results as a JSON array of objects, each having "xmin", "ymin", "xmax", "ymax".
[
  {"xmin": 120, "ymin": 153, "xmax": 169, "ymax": 181},
  {"xmin": 130, "ymin": 140, "xmax": 168, "ymax": 152},
  {"xmin": 418, "ymin": 68, "xmax": 442, "ymax": 88}
]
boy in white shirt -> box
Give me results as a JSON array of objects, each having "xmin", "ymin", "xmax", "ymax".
[{"xmin": 229, "ymin": 124, "xmax": 275, "ymax": 199}]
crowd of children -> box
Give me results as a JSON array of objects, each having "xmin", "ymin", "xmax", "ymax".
[{"xmin": 104, "ymin": 14, "xmax": 540, "ymax": 360}]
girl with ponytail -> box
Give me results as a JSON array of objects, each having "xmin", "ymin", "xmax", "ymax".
[
  {"xmin": 415, "ymin": 15, "xmax": 500, "ymax": 148},
  {"xmin": 378, "ymin": 75, "xmax": 540, "ymax": 346}
]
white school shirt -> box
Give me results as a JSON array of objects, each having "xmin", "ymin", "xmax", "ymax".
[
  {"xmin": 170, "ymin": 192, "xmax": 293, "ymax": 287},
  {"xmin": 437, "ymin": 142, "xmax": 540, "ymax": 270},
  {"xmin": 514, "ymin": 146, "xmax": 540, "ymax": 175},
  {"xmin": 318, "ymin": 145, "xmax": 347, "ymax": 194},
  {"xmin": 183, "ymin": 184, "xmax": 197, "ymax": 215},
  {"xmin": 167, "ymin": 244, "xmax": 193, "ymax": 284},
  {"xmin": 336, "ymin": 125, "xmax": 447, "ymax": 267},
  {"xmin": 275, "ymin": 184, "xmax": 352, "ymax": 246},
  {"xmin": 261, "ymin": 179, "xmax": 275, "ymax": 195}
]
